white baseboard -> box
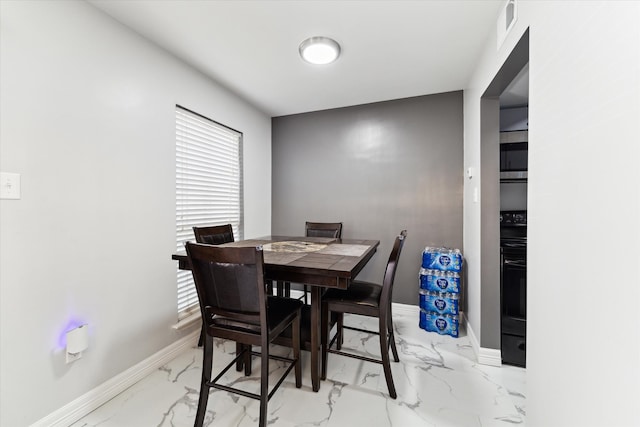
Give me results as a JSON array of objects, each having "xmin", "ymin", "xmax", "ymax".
[
  {"xmin": 394, "ymin": 304, "xmax": 502, "ymax": 366},
  {"xmin": 465, "ymin": 317, "xmax": 502, "ymax": 367},
  {"xmin": 392, "ymin": 302, "xmax": 420, "ymax": 316},
  {"xmin": 31, "ymin": 330, "xmax": 200, "ymax": 427},
  {"xmin": 293, "ymin": 302, "xmax": 500, "ymax": 367}
]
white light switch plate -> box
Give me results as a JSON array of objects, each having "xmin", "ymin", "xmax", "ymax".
[{"xmin": 0, "ymin": 172, "xmax": 21, "ymax": 199}]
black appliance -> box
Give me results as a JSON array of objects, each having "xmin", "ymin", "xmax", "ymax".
[{"xmin": 500, "ymin": 210, "xmax": 527, "ymax": 367}]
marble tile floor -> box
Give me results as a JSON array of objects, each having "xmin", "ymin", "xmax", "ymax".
[{"xmin": 71, "ymin": 308, "xmax": 526, "ymax": 427}]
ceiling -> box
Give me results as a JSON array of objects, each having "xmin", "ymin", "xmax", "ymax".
[
  {"xmin": 500, "ymin": 64, "xmax": 529, "ymax": 108},
  {"xmin": 88, "ymin": 0, "xmax": 513, "ymax": 117}
]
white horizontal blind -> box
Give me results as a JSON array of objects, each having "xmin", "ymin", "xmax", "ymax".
[{"xmin": 176, "ymin": 106, "xmax": 243, "ymax": 319}]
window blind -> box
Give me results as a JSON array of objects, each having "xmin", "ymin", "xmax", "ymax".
[{"xmin": 176, "ymin": 106, "xmax": 243, "ymax": 318}]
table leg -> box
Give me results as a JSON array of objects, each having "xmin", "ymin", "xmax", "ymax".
[{"xmin": 310, "ymin": 286, "xmax": 321, "ymax": 392}]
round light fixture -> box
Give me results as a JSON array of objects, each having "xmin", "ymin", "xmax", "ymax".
[{"xmin": 299, "ymin": 36, "xmax": 341, "ymax": 65}]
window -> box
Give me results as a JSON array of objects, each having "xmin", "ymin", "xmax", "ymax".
[{"xmin": 176, "ymin": 105, "xmax": 243, "ymax": 319}]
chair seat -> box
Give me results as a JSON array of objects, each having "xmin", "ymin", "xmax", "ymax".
[
  {"xmin": 210, "ymin": 296, "xmax": 303, "ymax": 336},
  {"xmin": 323, "ymin": 281, "xmax": 382, "ymax": 313}
]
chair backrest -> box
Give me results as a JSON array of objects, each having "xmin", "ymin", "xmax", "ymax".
[
  {"xmin": 380, "ymin": 230, "xmax": 407, "ymax": 308},
  {"xmin": 185, "ymin": 242, "xmax": 267, "ymax": 328},
  {"xmin": 305, "ymin": 221, "xmax": 343, "ymax": 238},
  {"xmin": 193, "ymin": 224, "xmax": 234, "ymax": 245}
]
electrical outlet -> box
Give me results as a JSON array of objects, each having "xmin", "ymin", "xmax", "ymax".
[
  {"xmin": 0, "ymin": 172, "xmax": 21, "ymax": 199},
  {"xmin": 66, "ymin": 351, "xmax": 82, "ymax": 364}
]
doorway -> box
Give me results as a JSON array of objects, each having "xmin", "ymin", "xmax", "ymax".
[{"xmin": 479, "ymin": 29, "xmax": 529, "ymax": 364}]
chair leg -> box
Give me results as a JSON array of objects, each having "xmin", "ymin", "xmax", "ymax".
[
  {"xmin": 259, "ymin": 337, "xmax": 269, "ymax": 427},
  {"xmin": 388, "ymin": 326, "xmax": 399, "ymax": 363},
  {"xmin": 336, "ymin": 313, "xmax": 344, "ymax": 350},
  {"xmin": 244, "ymin": 344, "xmax": 252, "ymax": 376},
  {"xmin": 194, "ymin": 334, "xmax": 213, "ymax": 427},
  {"xmin": 378, "ymin": 315, "xmax": 397, "ymax": 399},
  {"xmin": 321, "ymin": 303, "xmax": 329, "ymax": 380},
  {"xmin": 303, "ymin": 285, "xmax": 309, "ymax": 304},
  {"xmin": 198, "ymin": 323, "xmax": 205, "ymax": 347},
  {"xmin": 293, "ymin": 314, "xmax": 302, "ymax": 388},
  {"xmin": 284, "ymin": 282, "xmax": 291, "ymax": 298},
  {"xmin": 236, "ymin": 342, "xmax": 244, "ymax": 372},
  {"xmin": 232, "ymin": 344, "xmax": 251, "ymax": 375},
  {"xmin": 388, "ymin": 304, "xmax": 399, "ymax": 362}
]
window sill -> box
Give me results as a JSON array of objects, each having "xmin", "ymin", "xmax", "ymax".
[{"xmin": 172, "ymin": 311, "xmax": 201, "ymax": 331}]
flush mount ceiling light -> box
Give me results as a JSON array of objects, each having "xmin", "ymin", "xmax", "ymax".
[{"xmin": 299, "ymin": 36, "xmax": 341, "ymax": 65}]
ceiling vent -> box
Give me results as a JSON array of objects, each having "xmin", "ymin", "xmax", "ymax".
[{"xmin": 497, "ymin": 0, "xmax": 518, "ymax": 49}]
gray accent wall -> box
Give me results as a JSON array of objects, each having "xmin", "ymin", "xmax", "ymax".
[
  {"xmin": 480, "ymin": 97, "xmax": 501, "ymax": 349},
  {"xmin": 272, "ymin": 92, "xmax": 463, "ymax": 305}
]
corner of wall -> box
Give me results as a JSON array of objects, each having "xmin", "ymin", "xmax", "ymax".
[{"xmin": 464, "ymin": 313, "xmax": 502, "ymax": 367}]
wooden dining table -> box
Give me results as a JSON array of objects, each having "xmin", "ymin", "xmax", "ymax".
[{"xmin": 172, "ymin": 235, "xmax": 379, "ymax": 392}]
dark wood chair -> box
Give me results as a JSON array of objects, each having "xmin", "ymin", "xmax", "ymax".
[
  {"xmin": 321, "ymin": 230, "xmax": 407, "ymax": 399},
  {"xmin": 305, "ymin": 221, "xmax": 343, "ymax": 238},
  {"xmin": 280, "ymin": 221, "xmax": 343, "ymax": 303},
  {"xmin": 193, "ymin": 223, "xmax": 234, "ymax": 245},
  {"xmin": 186, "ymin": 242, "xmax": 302, "ymax": 427},
  {"xmin": 192, "ymin": 224, "xmax": 235, "ymax": 347}
]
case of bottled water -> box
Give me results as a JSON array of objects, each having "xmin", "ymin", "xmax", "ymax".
[
  {"xmin": 419, "ymin": 310, "xmax": 459, "ymax": 338},
  {"xmin": 419, "ymin": 290, "xmax": 459, "ymax": 316},
  {"xmin": 422, "ymin": 247, "xmax": 462, "ymax": 272},
  {"xmin": 419, "ymin": 268, "xmax": 461, "ymax": 294},
  {"xmin": 418, "ymin": 247, "xmax": 463, "ymax": 338}
]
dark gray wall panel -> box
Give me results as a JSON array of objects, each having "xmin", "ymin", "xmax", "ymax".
[
  {"xmin": 272, "ymin": 92, "xmax": 463, "ymax": 305},
  {"xmin": 480, "ymin": 97, "xmax": 501, "ymax": 349}
]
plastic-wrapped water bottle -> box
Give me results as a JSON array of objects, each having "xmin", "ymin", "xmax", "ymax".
[
  {"xmin": 452, "ymin": 248, "xmax": 463, "ymax": 270},
  {"xmin": 421, "ymin": 247, "xmax": 435, "ymax": 269}
]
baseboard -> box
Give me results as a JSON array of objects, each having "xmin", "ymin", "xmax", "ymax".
[
  {"xmin": 465, "ymin": 317, "xmax": 502, "ymax": 367},
  {"xmin": 31, "ymin": 329, "xmax": 200, "ymax": 427},
  {"xmin": 391, "ymin": 302, "xmax": 420, "ymax": 316}
]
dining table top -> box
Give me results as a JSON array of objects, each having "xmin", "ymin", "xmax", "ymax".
[{"xmin": 172, "ymin": 235, "xmax": 380, "ymax": 289}]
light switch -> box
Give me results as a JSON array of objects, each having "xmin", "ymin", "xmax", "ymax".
[
  {"xmin": 0, "ymin": 172, "xmax": 21, "ymax": 199},
  {"xmin": 467, "ymin": 167, "xmax": 475, "ymax": 179}
]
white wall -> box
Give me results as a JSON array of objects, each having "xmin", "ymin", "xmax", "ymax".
[
  {"xmin": 464, "ymin": 1, "xmax": 639, "ymax": 426},
  {"xmin": 0, "ymin": 1, "xmax": 271, "ymax": 425}
]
